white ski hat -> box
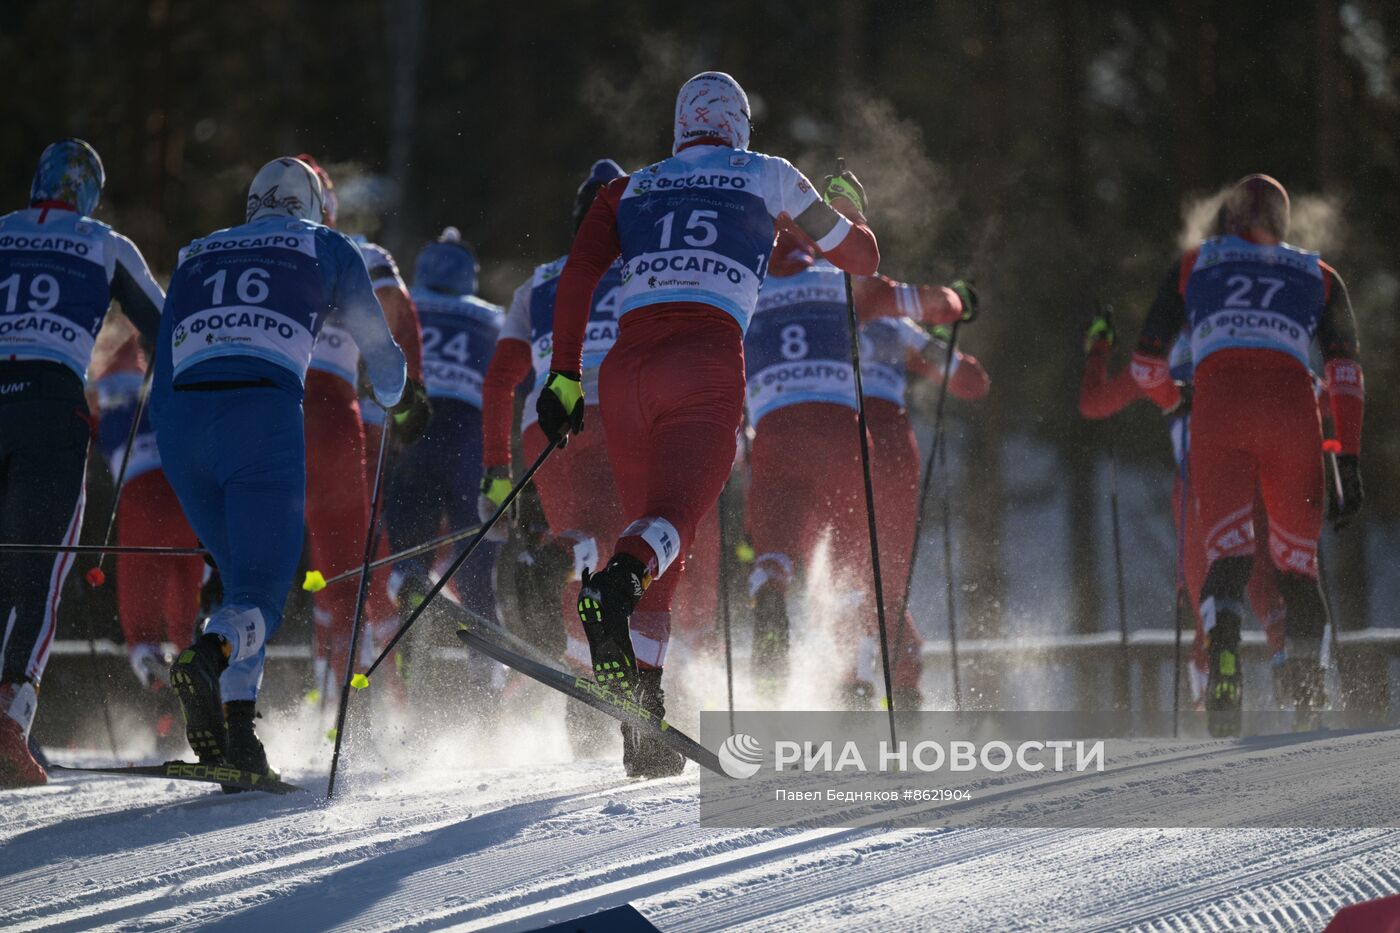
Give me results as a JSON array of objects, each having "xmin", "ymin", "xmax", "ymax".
[
  {"xmin": 245, "ymin": 157, "xmax": 325, "ymax": 223},
  {"xmin": 673, "ymin": 71, "xmax": 751, "ymax": 154}
]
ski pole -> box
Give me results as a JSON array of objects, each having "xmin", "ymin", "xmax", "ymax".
[
  {"xmin": 717, "ymin": 465, "xmax": 736, "ymax": 734},
  {"xmin": 835, "ymin": 157, "xmax": 897, "ymax": 747},
  {"xmin": 1172, "ymin": 416, "xmax": 1190, "ymax": 738},
  {"xmin": 326, "ymin": 420, "xmax": 392, "ymax": 799},
  {"xmin": 86, "ymin": 366, "xmax": 153, "ymax": 759},
  {"xmin": 356, "ymin": 436, "xmax": 562, "ymax": 684},
  {"xmin": 1097, "ymin": 304, "xmax": 1131, "ymax": 652},
  {"xmin": 84, "ymin": 368, "xmax": 154, "ymax": 589},
  {"xmin": 302, "ymin": 519, "xmax": 483, "ymax": 592},
  {"xmin": 0, "ymin": 542, "xmax": 207, "ymax": 557},
  {"xmin": 893, "ymin": 319, "xmax": 961, "ymax": 700},
  {"xmin": 938, "ymin": 439, "xmax": 962, "ymax": 711}
]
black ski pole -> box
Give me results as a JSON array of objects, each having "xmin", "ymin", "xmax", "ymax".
[
  {"xmin": 893, "ymin": 319, "xmax": 962, "ymax": 700},
  {"xmin": 835, "ymin": 156, "xmax": 897, "ymax": 746},
  {"xmin": 0, "ymin": 543, "xmax": 207, "ymax": 556},
  {"xmin": 86, "ymin": 366, "xmax": 154, "ymax": 758},
  {"xmin": 1106, "ymin": 437, "xmax": 1132, "ymax": 707},
  {"xmin": 717, "ymin": 469, "xmax": 736, "ymax": 734},
  {"xmin": 326, "ymin": 420, "xmax": 392, "ymax": 798},
  {"xmin": 938, "ymin": 436, "xmax": 962, "ymax": 711},
  {"xmin": 1172, "ymin": 421, "xmax": 1190, "ymax": 738},
  {"xmin": 357, "ymin": 436, "xmax": 562, "ymax": 683},
  {"xmin": 303, "ymin": 519, "xmax": 484, "ymax": 591}
]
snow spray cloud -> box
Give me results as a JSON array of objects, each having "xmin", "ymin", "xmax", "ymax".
[
  {"xmin": 700, "ymin": 710, "xmax": 1400, "ymax": 829},
  {"xmin": 799, "ymin": 92, "xmax": 954, "ymax": 276},
  {"xmin": 1178, "ymin": 184, "xmax": 1343, "ymax": 255}
]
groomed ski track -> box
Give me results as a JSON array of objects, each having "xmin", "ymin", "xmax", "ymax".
[{"xmin": 5, "ymin": 726, "xmax": 1400, "ymax": 931}]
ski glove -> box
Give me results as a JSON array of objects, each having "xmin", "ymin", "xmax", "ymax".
[
  {"xmin": 389, "ymin": 377, "xmax": 433, "ymax": 446},
  {"xmin": 536, "ymin": 371, "xmax": 584, "ymax": 445},
  {"xmin": 1164, "ymin": 381, "xmax": 1191, "ymax": 418},
  {"xmin": 951, "ymin": 280, "xmax": 979, "ymax": 323},
  {"xmin": 1084, "ymin": 314, "xmax": 1114, "ymax": 353},
  {"xmin": 1330, "ymin": 454, "xmax": 1364, "ymax": 531},
  {"xmin": 478, "ymin": 465, "xmax": 514, "ymax": 542},
  {"xmin": 822, "ymin": 169, "xmax": 867, "ymax": 215}
]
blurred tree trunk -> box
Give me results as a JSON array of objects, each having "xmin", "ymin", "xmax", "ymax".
[
  {"xmin": 384, "ymin": 0, "xmax": 425, "ymax": 256},
  {"xmin": 1168, "ymin": 0, "xmax": 1217, "ymax": 192},
  {"xmin": 952, "ymin": 3, "xmax": 1011, "ymax": 709}
]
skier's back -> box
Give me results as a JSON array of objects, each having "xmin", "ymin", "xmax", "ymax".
[
  {"xmin": 154, "ymin": 157, "xmax": 409, "ymax": 780},
  {"xmin": 535, "ymin": 71, "xmax": 879, "ymax": 776}
]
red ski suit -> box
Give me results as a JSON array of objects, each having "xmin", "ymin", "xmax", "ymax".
[
  {"xmin": 304, "ymin": 257, "xmax": 422, "ymax": 683},
  {"xmin": 549, "ymin": 145, "xmax": 878, "ymax": 670},
  {"xmin": 863, "ymin": 314, "xmax": 990, "ymax": 692},
  {"xmin": 1131, "ymin": 237, "xmax": 1363, "ymax": 648},
  {"xmin": 1079, "ymin": 339, "xmax": 1285, "ymax": 690}
]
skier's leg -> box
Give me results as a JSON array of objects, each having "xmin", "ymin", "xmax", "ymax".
[
  {"xmin": 0, "ymin": 374, "xmax": 88, "ymax": 786},
  {"xmin": 1191, "ymin": 381, "xmax": 1258, "ymax": 735},
  {"xmin": 162, "ymin": 387, "xmax": 305, "ymax": 767},
  {"xmin": 868, "ymin": 404, "xmax": 923, "ymax": 706},
  {"xmin": 1256, "ymin": 379, "xmax": 1328, "ymax": 719},
  {"xmin": 116, "ymin": 470, "xmax": 201, "ymax": 689},
  {"xmin": 303, "ymin": 378, "xmax": 370, "ymax": 696}
]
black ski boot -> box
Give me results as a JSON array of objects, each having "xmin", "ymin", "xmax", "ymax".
[
  {"xmin": 840, "ymin": 680, "xmax": 875, "ymax": 711},
  {"xmin": 169, "ymin": 633, "xmax": 231, "ymax": 763},
  {"xmin": 1205, "ymin": 613, "xmax": 1243, "ymax": 738},
  {"xmin": 223, "ymin": 700, "xmax": 276, "ymax": 794},
  {"xmin": 1284, "ymin": 638, "xmax": 1327, "ymax": 732},
  {"xmin": 578, "ymin": 554, "xmax": 649, "ymax": 697},
  {"xmin": 622, "ymin": 668, "xmax": 686, "ymax": 779},
  {"xmin": 751, "ymin": 584, "xmax": 790, "ymax": 698}
]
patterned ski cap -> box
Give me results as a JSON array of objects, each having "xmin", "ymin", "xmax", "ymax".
[
  {"xmin": 673, "ymin": 72, "xmax": 751, "ymax": 154},
  {"xmin": 30, "ymin": 139, "xmax": 105, "ymax": 216}
]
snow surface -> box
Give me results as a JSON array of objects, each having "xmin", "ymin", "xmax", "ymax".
[{"xmin": 7, "ymin": 712, "xmax": 1400, "ymax": 932}]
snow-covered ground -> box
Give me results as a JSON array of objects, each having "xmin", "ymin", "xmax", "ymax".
[{"xmin": 7, "ymin": 715, "xmax": 1400, "ymax": 932}]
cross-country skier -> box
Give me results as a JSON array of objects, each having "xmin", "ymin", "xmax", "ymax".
[
  {"xmin": 0, "ymin": 139, "xmax": 165, "ymax": 787},
  {"xmin": 156, "ymin": 157, "xmax": 409, "ymax": 778},
  {"xmin": 90, "ymin": 328, "xmax": 203, "ymax": 748},
  {"xmin": 482, "ymin": 160, "xmax": 626, "ymax": 692},
  {"xmin": 861, "ymin": 299, "xmax": 988, "ymax": 711},
  {"xmin": 1130, "ymin": 174, "xmax": 1363, "ymax": 735},
  {"xmin": 535, "ymin": 71, "xmax": 880, "ymax": 775},
  {"xmin": 1079, "ymin": 313, "xmax": 1287, "ymax": 705},
  {"xmin": 297, "ymin": 154, "xmax": 428, "ymax": 708},
  {"xmin": 744, "ymin": 228, "xmax": 975, "ymax": 707},
  {"xmin": 387, "ymin": 227, "xmax": 503, "ymax": 705}
]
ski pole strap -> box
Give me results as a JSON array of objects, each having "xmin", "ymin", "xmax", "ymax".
[{"xmin": 362, "ymin": 436, "xmax": 563, "ymax": 679}]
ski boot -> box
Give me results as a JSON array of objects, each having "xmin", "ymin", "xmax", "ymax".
[
  {"xmin": 223, "ymin": 700, "xmax": 276, "ymax": 794},
  {"xmin": 0, "ymin": 681, "xmax": 46, "ymax": 788},
  {"xmin": 1284, "ymin": 638, "xmax": 1327, "ymax": 732},
  {"xmin": 129, "ymin": 643, "xmax": 173, "ymax": 690},
  {"xmin": 892, "ymin": 686, "xmax": 923, "ymax": 714},
  {"xmin": 578, "ymin": 554, "xmax": 649, "ymax": 698},
  {"xmin": 622, "ymin": 668, "xmax": 685, "ymax": 779},
  {"xmin": 751, "ymin": 584, "xmax": 790, "ymax": 699},
  {"xmin": 1205, "ymin": 615, "xmax": 1243, "ymax": 738},
  {"xmin": 840, "ymin": 679, "xmax": 875, "ymax": 711},
  {"xmin": 170, "ymin": 633, "xmax": 231, "ymax": 763}
]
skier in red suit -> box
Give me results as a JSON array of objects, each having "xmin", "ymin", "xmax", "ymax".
[
  {"xmin": 1079, "ymin": 314, "xmax": 1288, "ymax": 703},
  {"xmin": 861, "ymin": 302, "xmax": 989, "ymax": 710},
  {"xmin": 535, "ymin": 72, "xmax": 879, "ymax": 776},
  {"xmin": 297, "ymin": 155, "xmax": 430, "ymax": 708},
  {"xmin": 1130, "ymin": 174, "xmax": 1363, "ymax": 735}
]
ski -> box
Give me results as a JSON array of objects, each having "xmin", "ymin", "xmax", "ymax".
[
  {"xmin": 447, "ymin": 605, "xmax": 728, "ymax": 779},
  {"xmin": 51, "ymin": 760, "xmax": 304, "ymax": 794}
]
